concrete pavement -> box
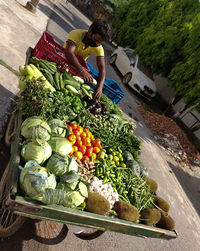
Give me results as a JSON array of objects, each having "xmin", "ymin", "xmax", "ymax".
[
  {"xmin": 0, "ymin": 0, "xmax": 54, "ymax": 139},
  {"xmin": 0, "ymin": 1, "xmax": 200, "ymax": 250}
]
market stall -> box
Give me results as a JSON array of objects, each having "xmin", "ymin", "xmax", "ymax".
[{"xmin": 0, "ymin": 33, "xmax": 177, "ymax": 240}]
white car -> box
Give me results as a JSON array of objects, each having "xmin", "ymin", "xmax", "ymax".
[{"xmin": 109, "ymin": 46, "xmax": 156, "ymax": 99}]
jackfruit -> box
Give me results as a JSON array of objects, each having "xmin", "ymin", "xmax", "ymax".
[
  {"xmin": 145, "ymin": 178, "xmax": 158, "ymax": 193},
  {"xmin": 154, "ymin": 196, "xmax": 170, "ymax": 213},
  {"xmin": 85, "ymin": 192, "xmax": 110, "ymax": 215},
  {"xmin": 157, "ymin": 215, "xmax": 175, "ymax": 231},
  {"xmin": 140, "ymin": 208, "xmax": 161, "ymax": 225},
  {"xmin": 113, "ymin": 201, "xmax": 140, "ymax": 222}
]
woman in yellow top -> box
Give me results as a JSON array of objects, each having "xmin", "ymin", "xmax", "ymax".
[{"xmin": 64, "ymin": 19, "xmax": 111, "ymax": 99}]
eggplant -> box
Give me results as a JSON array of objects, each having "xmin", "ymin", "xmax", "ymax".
[
  {"xmin": 101, "ymin": 110, "xmax": 106, "ymax": 116},
  {"xmin": 90, "ymin": 107, "xmax": 99, "ymax": 115},
  {"xmin": 101, "ymin": 103, "xmax": 107, "ymax": 111},
  {"xmin": 95, "ymin": 103, "xmax": 102, "ymax": 109},
  {"xmin": 83, "ymin": 95, "xmax": 92, "ymax": 103},
  {"xmin": 93, "ymin": 98, "xmax": 98, "ymax": 105}
]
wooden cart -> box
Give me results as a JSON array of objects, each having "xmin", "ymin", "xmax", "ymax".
[{"xmin": 0, "ymin": 49, "xmax": 177, "ymax": 241}]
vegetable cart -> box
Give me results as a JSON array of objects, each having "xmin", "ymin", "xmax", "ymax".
[{"xmin": 0, "ymin": 39, "xmax": 177, "ymax": 241}]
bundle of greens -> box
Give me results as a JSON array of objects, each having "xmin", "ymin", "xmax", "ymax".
[{"xmin": 15, "ymin": 78, "xmax": 84, "ymax": 121}]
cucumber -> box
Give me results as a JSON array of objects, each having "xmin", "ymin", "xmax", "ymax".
[
  {"xmin": 82, "ymin": 84, "xmax": 91, "ymax": 90},
  {"xmin": 65, "ymin": 85, "xmax": 79, "ymax": 95},
  {"xmin": 39, "ymin": 61, "xmax": 55, "ymax": 74},
  {"xmin": 64, "ymin": 80, "xmax": 81, "ymax": 90},
  {"xmin": 43, "ymin": 61, "xmax": 57, "ymax": 73},
  {"xmin": 81, "ymin": 87, "xmax": 90, "ymax": 97},
  {"xmin": 63, "ymin": 70, "xmax": 76, "ymax": 81},
  {"xmin": 72, "ymin": 76, "xmax": 84, "ymax": 84},
  {"xmin": 40, "ymin": 68, "xmax": 56, "ymax": 87},
  {"xmin": 54, "ymin": 71, "xmax": 60, "ymax": 90},
  {"xmin": 60, "ymin": 73, "xmax": 64, "ymax": 89}
]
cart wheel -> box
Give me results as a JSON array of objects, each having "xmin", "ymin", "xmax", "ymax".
[
  {"xmin": 5, "ymin": 114, "xmax": 16, "ymax": 147},
  {"xmin": 34, "ymin": 220, "xmax": 68, "ymax": 245},
  {"xmin": 0, "ymin": 164, "xmax": 26, "ymax": 238},
  {"xmin": 73, "ymin": 228, "xmax": 105, "ymax": 240}
]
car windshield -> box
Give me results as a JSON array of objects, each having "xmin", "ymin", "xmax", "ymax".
[
  {"xmin": 124, "ymin": 49, "xmax": 136, "ymax": 65},
  {"xmin": 137, "ymin": 58, "xmax": 154, "ymax": 81}
]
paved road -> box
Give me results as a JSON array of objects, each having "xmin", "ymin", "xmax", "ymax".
[{"xmin": 0, "ymin": 1, "xmax": 200, "ymax": 251}]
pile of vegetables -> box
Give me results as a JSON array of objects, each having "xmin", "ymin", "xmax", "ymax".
[
  {"xmin": 66, "ymin": 122, "xmax": 102, "ymax": 162},
  {"xmin": 16, "ymin": 57, "xmax": 175, "ymax": 231}
]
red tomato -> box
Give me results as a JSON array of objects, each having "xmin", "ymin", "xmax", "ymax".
[
  {"xmin": 67, "ymin": 125, "xmax": 73, "ymax": 135},
  {"xmin": 70, "ymin": 123, "xmax": 78, "ymax": 130},
  {"xmin": 83, "ymin": 128, "xmax": 89, "ymax": 136},
  {"xmin": 70, "ymin": 147, "xmax": 74, "ymax": 155},
  {"xmin": 86, "ymin": 131, "xmax": 92, "ymax": 138},
  {"xmin": 81, "ymin": 156, "xmax": 90, "ymax": 163},
  {"xmin": 70, "ymin": 140, "xmax": 76, "ymax": 145},
  {"xmin": 68, "ymin": 134, "xmax": 76, "ymax": 142},
  {"xmin": 85, "ymin": 146, "xmax": 93, "ymax": 157},
  {"xmin": 73, "ymin": 130, "xmax": 80, "ymax": 137},
  {"xmin": 73, "ymin": 145, "xmax": 78, "ymax": 152},
  {"xmin": 78, "ymin": 145, "xmax": 86, "ymax": 155},
  {"xmin": 74, "ymin": 151, "xmax": 83, "ymax": 160},
  {"xmin": 83, "ymin": 137, "xmax": 91, "ymax": 147},
  {"xmin": 93, "ymin": 146, "xmax": 100, "ymax": 154},
  {"xmin": 75, "ymin": 140, "xmax": 83, "ymax": 147},
  {"xmin": 80, "ymin": 134, "xmax": 86, "ymax": 141},
  {"xmin": 92, "ymin": 138, "xmax": 101, "ymax": 147},
  {"xmin": 75, "ymin": 135, "xmax": 82, "ymax": 142},
  {"xmin": 91, "ymin": 152, "xmax": 97, "ymax": 161},
  {"xmin": 77, "ymin": 126, "xmax": 83, "ymax": 134},
  {"xmin": 81, "ymin": 131, "xmax": 87, "ymax": 137}
]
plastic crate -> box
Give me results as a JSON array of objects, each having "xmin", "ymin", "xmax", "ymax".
[
  {"xmin": 32, "ymin": 32, "xmax": 89, "ymax": 75},
  {"xmin": 86, "ymin": 62, "xmax": 125, "ymax": 104}
]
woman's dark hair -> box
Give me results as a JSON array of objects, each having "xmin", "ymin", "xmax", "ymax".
[{"xmin": 90, "ymin": 19, "xmax": 112, "ymax": 41}]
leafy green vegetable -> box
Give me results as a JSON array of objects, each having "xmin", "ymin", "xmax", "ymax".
[
  {"xmin": 20, "ymin": 161, "xmax": 56, "ymax": 200},
  {"xmin": 67, "ymin": 156, "xmax": 79, "ymax": 172},
  {"xmin": 21, "ymin": 116, "xmax": 51, "ymax": 141},
  {"xmin": 75, "ymin": 109, "xmax": 141, "ymax": 160},
  {"xmin": 61, "ymin": 170, "xmax": 79, "ymax": 184},
  {"xmin": 21, "ymin": 139, "xmax": 52, "ymax": 164},
  {"xmin": 42, "ymin": 176, "xmax": 88, "ymax": 209},
  {"xmin": 48, "ymin": 118, "xmax": 69, "ymax": 137},
  {"xmin": 42, "ymin": 188, "xmax": 66, "ymax": 205},
  {"xmin": 48, "ymin": 137, "xmax": 72, "ymax": 156},
  {"xmin": 46, "ymin": 153, "xmax": 69, "ymax": 176}
]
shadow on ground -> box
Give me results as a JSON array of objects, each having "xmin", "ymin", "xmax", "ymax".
[
  {"xmin": 0, "ymin": 219, "xmax": 69, "ymax": 251},
  {"xmin": 167, "ymin": 161, "xmax": 200, "ymax": 216}
]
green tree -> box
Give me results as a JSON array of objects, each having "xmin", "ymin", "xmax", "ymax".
[
  {"xmin": 114, "ymin": 0, "xmax": 200, "ymax": 110},
  {"xmin": 168, "ymin": 13, "xmax": 200, "ymax": 112},
  {"xmin": 114, "ymin": 0, "xmax": 164, "ymax": 48}
]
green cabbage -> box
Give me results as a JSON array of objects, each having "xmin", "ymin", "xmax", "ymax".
[
  {"xmin": 68, "ymin": 156, "xmax": 79, "ymax": 172},
  {"xmin": 42, "ymin": 188, "xmax": 85, "ymax": 209},
  {"xmin": 48, "ymin": 137, "xmax": 72, "ymax": 156},
  {"xmin": 21, "ymin": 116, "xmax": 51, "ymax": 141},
  {"xmin": 48, "ymin": 119, "xmax": 69, "ymax": 137},
  {"xmin": 42, "ymin": 188, "xmax": 66, "ymax": 205},
  {"xmin": 61, "ymin": 170, "xmax": 79, "ymax": 184},
  {"xmin": 41, "ymin": 173, "xmax": 88, "ymax": 209},
  {"xmin": 21, "ymin": 139, "xmax": 52, "ymax": 164},
  {"xmin": 46, "ymin": 153, "xmax": 69, "ymax": 176},
  {"xmin": 20, "ymin": 161, "xmax": 56, "ymax": 200}
]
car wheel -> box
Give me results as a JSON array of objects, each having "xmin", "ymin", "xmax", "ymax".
[
  {"xmin": 122, "ymin": 72, "xmax": 132, "ymax": 84},
  {"xmin": 109, "ymin": 54, "xmax": 117, "ymax": 65}
]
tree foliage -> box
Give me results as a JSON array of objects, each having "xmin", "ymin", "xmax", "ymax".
[{"xmin": 114, "ymin": 0, "xmax": 200, "ymax": 111}]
